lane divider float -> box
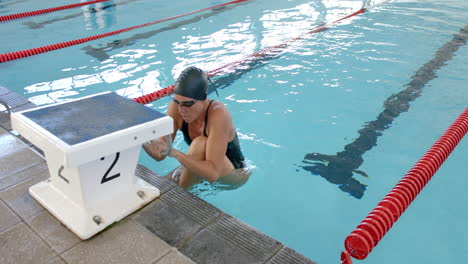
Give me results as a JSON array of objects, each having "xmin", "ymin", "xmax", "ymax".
[
  {"xmin": 341, "ymin": 107, "xmax": 468, "ymax": 264},
  {"xmin": 0, "ymin": 0, "xmax": 111, "ymax": 22},
  {"xmin": 0, "ymin": 0, "xmax": 248, "ymax": 63}
]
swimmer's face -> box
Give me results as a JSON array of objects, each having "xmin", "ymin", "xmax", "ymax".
[{"xmin": 173, "ymin": 94, "xmax": 203, "ymax": 123}]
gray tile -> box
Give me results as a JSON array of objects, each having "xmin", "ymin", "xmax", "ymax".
[
  {"xmin": 136, "ymin": 164, "xmax": 176, "ymax": 195},
  {"xmin": 178, "ymin": 228, "xmax": 261, "ymax": 264},
  {"xmin": 133, "ymin": 199, "xmax": 203, "ymax": 247},
  {"xmin": 26, "ymin": 210, "xmax": 81, "ymax": 254},
  {"xmin": 0, "ymin": 147, "xmax": 44, "ymax": 180},
  {"xmin": 0, "ymin": 85, "xmax": 9, "ymax": 96},
  {"xmin": 11, "ymin": 102, "xmax": 37, "ymax": 112},
  {"xmin": 160, "ymin": 187, "xmax": 221, "ymax": 226},
  {"xmin": 0, "ymin": 92, "xmax": 29, "ymax": 108},
  {"xmin": 0, "ymin": 170, "xmax": 48, "ymax": 219},
  {"xmin": 61, "ymin": 220, "xmax": 171, "ymax": 264},
  {"xmin": 154, "ymin": 248, "xmax": 195, "ymax": 264},
  {"xmin": 0, "ymin": 222, "xmax": 56, "ymax": 264},
  {"xmin": 267, "ymin": 246, "xmax": 318, "ymax": 264},
  {"xmin": 0, "ymin": 161, "xmax": 48, "ymax": 191},
  {"xmin": 0, "ymin": 130, "xmax": 26, "ymax": 159},
  {"xmin": 207, "ymin": 214, "xmax": 282, "ymax": 262},
  {"xmin": 0, "ymin": 199, "xmax": 21, "ymax": 233},
  {"xmin": 45, "ymin": 257, "xmax": 66, "ymax": 264}
]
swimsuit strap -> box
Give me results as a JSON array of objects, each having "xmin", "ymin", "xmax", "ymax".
[
  {"xmin": 181, "ymin": 99, "xmax": 245, "ymax": 169},
  {"xmin": 203, "ymin": 100, "xmax": 214, "ymax": 137}
]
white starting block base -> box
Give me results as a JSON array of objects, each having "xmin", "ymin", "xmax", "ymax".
[
  {"xmin": 11, "ymin": 92, "xmax": 173, "ymax": 240},
  {"xmin": 30, "ymin": 177, "xmax": 158, "ymax": 240}
]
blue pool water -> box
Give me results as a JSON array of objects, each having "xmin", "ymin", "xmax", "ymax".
[{"xmin": 1, "ymin": 0, "xmax": 468, "ymax": 263}]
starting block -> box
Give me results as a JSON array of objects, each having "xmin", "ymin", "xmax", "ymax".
[{"xmin": 11, "ymin": 92, "xmax": 173, "ymax": 239}]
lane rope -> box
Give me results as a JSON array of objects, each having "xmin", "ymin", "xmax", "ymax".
[
  {"xmin": 0, "ymin": 0, "xmax": 248, "ymax": 63},
  {"xmin": 340, "ymin": 107, "xmax": 468, "ymax": 264},
  {"xmin": 0, "ymin": 0, "xmax": 111, "ymax": 22},
  {"xmin": 132, "ymin": 8, "xmax": 366, "ymax": 104}
]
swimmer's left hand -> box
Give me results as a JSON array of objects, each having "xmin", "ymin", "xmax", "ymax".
[
  {"xmin": 168, "ymin": 149, "xmax": 180, "ymax": 159},
  {"xmin": 143, "ymin": 139, "xmax": 168, "ymax": 161}
]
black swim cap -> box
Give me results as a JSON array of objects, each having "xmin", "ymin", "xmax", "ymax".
[{"xmin": 174, "ymin": 66, "xmax": 208, "ymax": 100}]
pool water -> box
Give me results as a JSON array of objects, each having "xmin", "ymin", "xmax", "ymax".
[{"xmin": 1, "ymin": 0, "xmax": 468, "ymax": 263}]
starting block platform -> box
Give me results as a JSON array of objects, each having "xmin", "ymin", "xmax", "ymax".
[{"xmin": 11, "ymin": 92, "xmax": 173, "ymax": 239}]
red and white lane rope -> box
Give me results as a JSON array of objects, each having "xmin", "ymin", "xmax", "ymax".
[
  {"xmin": 132, "ymin": 8, "xmax": 366, "ymax": 104},
  {"xmin": 0, "ymin": 0, "xmax": 248, "ymax": 63},
  {"xmin": 341, "ymin": 107, "xmax": 468, "ymax": 264},
  {"xmin": 0, "ymin": 0, "xmax": 111, "ymax": 22}
]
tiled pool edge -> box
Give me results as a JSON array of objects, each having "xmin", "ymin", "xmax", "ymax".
[{"xmin": 0, "ymin": 86, "xmax": 318, "ymax": 264}]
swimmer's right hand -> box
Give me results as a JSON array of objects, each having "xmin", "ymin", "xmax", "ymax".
[{"xmin": 142, "ymin": 139, "xmax": 169, "ymax": 161}]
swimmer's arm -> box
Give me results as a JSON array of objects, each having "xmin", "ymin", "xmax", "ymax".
[
  {"xmin": 170, "ymin": 109, "xmax": 230, "ymax": 182},
  {"xmin": 142, "ymin": 140, "xmax": 167, "ymax": 161},
  {"xmin": 142, "ymin": 101, "xmax": 179, "ymax": 161}
]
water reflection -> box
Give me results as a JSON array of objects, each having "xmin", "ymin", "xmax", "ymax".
[
  {"xmin": 23, "ymin": 0, "xmax": 140, "ymax": 29},
  {"xmin": 81, "ymin": 0, "xmax": 116, "ymax": 30},
  {"xmin": 24, "ymin": 49, "xmax": 161, "ymax": 105},
  {"xmin": 260, "ymin": 2, "xmax": 321, "ymax": 48},
  {"xmin": 172, "ymin": 20, "xmax": 256, "ymax": 77},
  {"xmin": 82, "ymin": 1, "xmax": 248, "ymax": 61}
]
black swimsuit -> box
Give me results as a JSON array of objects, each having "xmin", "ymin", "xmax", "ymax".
[{"xmin": 181, "ymin": 100, "xmax": 245, "ymax": 169}]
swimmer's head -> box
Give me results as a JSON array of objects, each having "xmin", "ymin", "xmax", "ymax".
[{"xmin": 174, "ymin": 67, "xmax": 209, "ymax": 101}]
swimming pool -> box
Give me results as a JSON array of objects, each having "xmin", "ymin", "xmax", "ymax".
[{"xmin": 1, "ymin": 0, "xmax": 468, "ymax": 263}]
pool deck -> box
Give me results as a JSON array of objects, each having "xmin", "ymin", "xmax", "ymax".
[{"xmin": 0, "ymin": 85, "xmax": 318, "ymax": 264}]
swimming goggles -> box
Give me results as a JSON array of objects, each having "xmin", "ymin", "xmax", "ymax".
[{"xmin": 173, "ymin": 98, "xmax": 196, "ymax": 107}]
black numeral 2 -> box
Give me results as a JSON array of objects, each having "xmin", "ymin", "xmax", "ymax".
[{"xmin": 101, "ymin": 152, "xmax": 121, "ymax": 184}]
